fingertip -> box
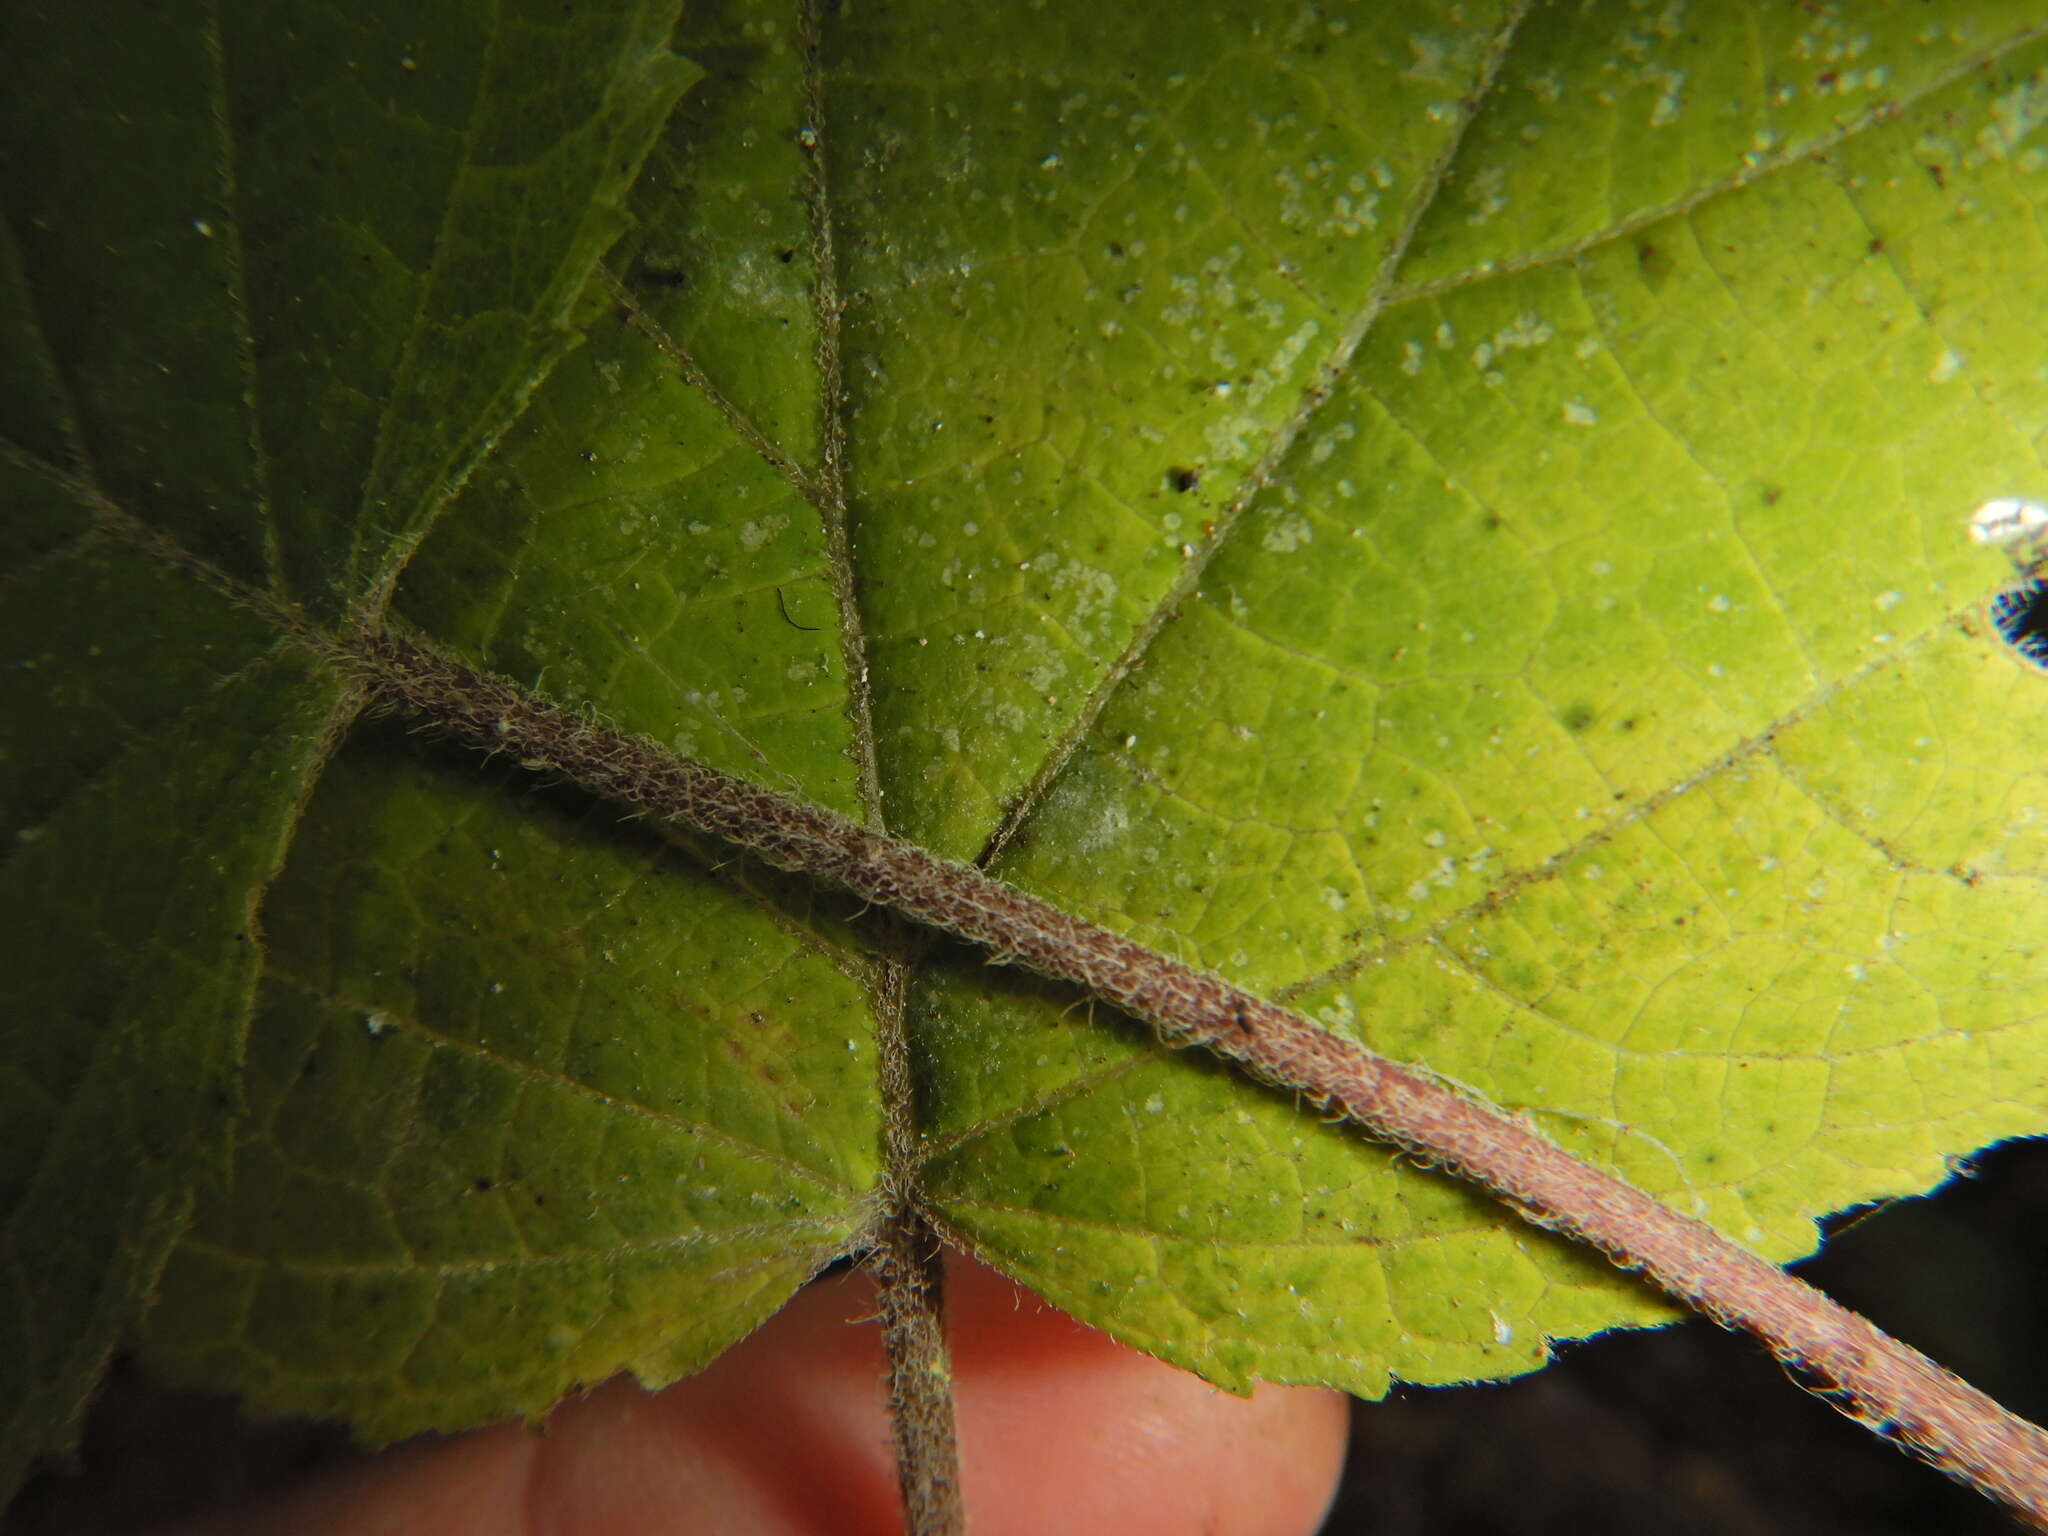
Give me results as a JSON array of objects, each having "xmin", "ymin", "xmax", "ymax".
[
  {"xmin": 941, "ymin": 1252, "xmax": 1349, "ymax": 1536},
  {"xmin": 158, "ymin": 1251, "xmax": 1348, "ymax": 1536}
]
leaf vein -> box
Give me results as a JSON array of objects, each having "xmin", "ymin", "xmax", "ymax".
[
  {"xmin": 971, "ymin": 0, "xmax": 1537, "ymax": 871},
  {"xmin": 1389, "ymin": 19, "xmax": 2048, "ymax": 307},
  {"xmin": 200, "ymin": 0, "xmax": 281, "ymax": 595}
]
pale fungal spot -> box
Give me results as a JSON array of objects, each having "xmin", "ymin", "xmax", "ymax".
[
  {"xmin": 1562, "ymin": 399, "xmax": 1598, "ymax": 426},
  {"xmin": 1493, "ymin": 314, "xmax": 1553, "ymax": 351},
  {"xmin": 1649, "ymin": 73, "xmax": 1685, "ymax": 127},
  {"xmin": 1261, "ymin": 513, "xmax": 1313, "ymax": 553},
  {"xmin": 1928, "ymin": 349, "xmax": 1965, "ymax": 384},
  {"xmin": 1463, "ymin": 165, "xmax": 1507, "ymax": 224},
  {"xmin": 363, "ymin": 1012, "xmax": 392, "ymax": 1037},
  {"xmin": 738, "ymin": 515, "xmax": 787, "ymax": 551},
  {"xmin": 1491, "ymin": 1310, "xmax": 1514, "ymax": 1345}
]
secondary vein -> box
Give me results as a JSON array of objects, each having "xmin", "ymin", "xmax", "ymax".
[{"xmin": 972, "ymin": 1, "xmax": 1534, "ymax": 871}]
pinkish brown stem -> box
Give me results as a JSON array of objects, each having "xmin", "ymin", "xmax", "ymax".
[{"xmin": 347, "ymin": 621, "xmax": 2048, "ymax": 1531}]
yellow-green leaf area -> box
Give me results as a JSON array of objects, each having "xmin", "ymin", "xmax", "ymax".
[
  {"xmin": 1396, "ymin": 1, "xmax": 2048, "ymax": 290},
  {"xmin": 395, "ymin": 289, "xmax": 865, "ymax": 815},
  {"xmin": 831, "ymin": 0, "xmax": 1514, "ymax": 859},
  {"xmin": 919, "ymin": 12, "xmax": 2048, "ymax": 1393}
]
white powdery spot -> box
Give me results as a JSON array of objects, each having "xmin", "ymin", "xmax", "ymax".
[
  {"xmin": 1494, "ymin": 314, "xmax": 1554, "ymax": 351},
  {"xmin": 1043, "ymin": 775, "xmax": 1133, "ymax": 856},
  {"xmin": 1463, "ymin": 164, "xmax": 1507, "ymax": 223},
  {"xmin": 1205, "ymin": 413, "xmax": 1262, "ymax": 461},
  {"xmin": 1986, "ymin": 74, "xmax": 2048, "ymax": 159},
  {"xmin": 738, "ymin": 515, "xmax": 789, "ymax": 552},
  {"xmin": 1261, "ymin": 513, "xmax": 1314, "ymax": 553},
  {"xmin": 1245, "ymin": 320, "xmax": 1322, "ymax": 408}
]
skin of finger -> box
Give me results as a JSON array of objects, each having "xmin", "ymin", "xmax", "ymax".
[{"xmin": 156, "ymin": 1252, "xmax": 1349, "ymax": 1535}]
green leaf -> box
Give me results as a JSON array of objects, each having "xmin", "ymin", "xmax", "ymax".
[
  {"xmin": 9, "ymin": 0, "xmax": 2048, "ymax": 1492},
  {"xmin": 0, "ymin": 0, "xmax": 698, "ymax": 1488}
]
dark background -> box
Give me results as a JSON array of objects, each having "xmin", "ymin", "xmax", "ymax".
[
  {"xmin": 9, "ymin": 1135, "xmax": 2048, "ymax": 1534},
  {"xmin": 1329, "ymin": 1135, "xmax": 2048, "ymax": 1534}
]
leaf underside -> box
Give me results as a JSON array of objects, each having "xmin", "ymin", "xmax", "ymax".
[{"xmin": 7, "ymin": 0, "xmax": 2048, "ymax": 1483}]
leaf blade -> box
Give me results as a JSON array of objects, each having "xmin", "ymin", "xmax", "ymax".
[
  {"xmin": 918, "ymin": 5, "xmax": 2048, "ymax": 1392},
  {"xmin": 0, "ymin": 0, "xmax": 700, "ymax": 1490},
  {"xmin": 13, "ymin": 0, "xmax": 2048, "ymax": 1478}
]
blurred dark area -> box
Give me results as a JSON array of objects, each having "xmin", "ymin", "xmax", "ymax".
[
  {"xmin": 7, "ymin": 1136, "xmax": 2048, "ymax": 1534},
  {"xmin": 1326, "ymin": 1135, "xmax": 2048, "ymax": 1535},
  {"xmin": 0, "ymin": 1359, "xmax": 357, "ymax": 1535}
]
